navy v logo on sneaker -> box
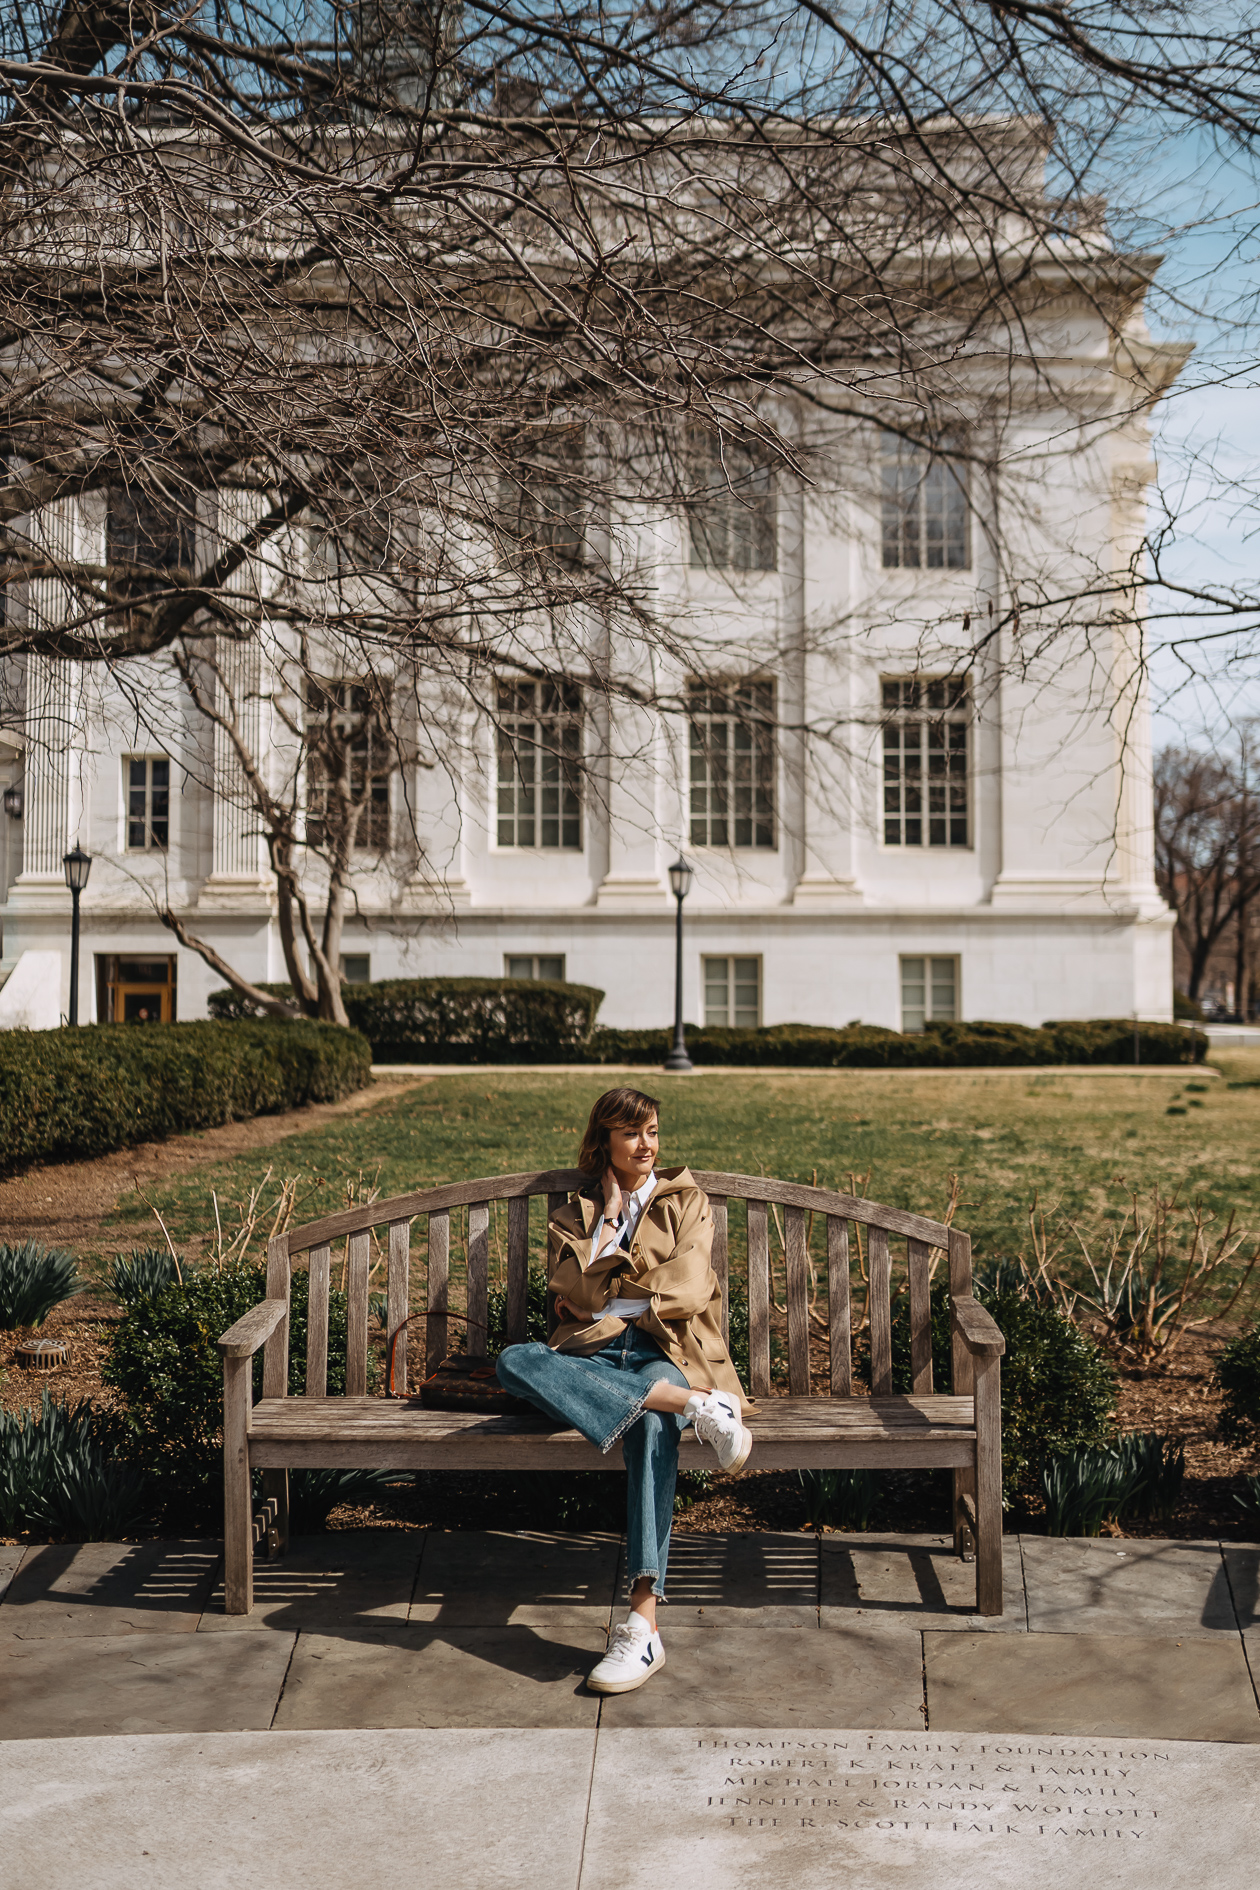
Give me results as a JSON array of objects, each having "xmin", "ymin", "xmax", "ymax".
[{"xmin": 641, "ymin": 1645, "xmax": 654, "ymax": 1665}]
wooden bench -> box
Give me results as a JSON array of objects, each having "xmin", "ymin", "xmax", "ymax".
[{"xmin": 218, "ymin": 1168, "xmax": 1006, "ymax": 1615}]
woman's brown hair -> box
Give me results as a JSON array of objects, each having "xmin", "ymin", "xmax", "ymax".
[{"xmin": 577, "ymin": 1087, "xmax": 661, "ymax": 1178}]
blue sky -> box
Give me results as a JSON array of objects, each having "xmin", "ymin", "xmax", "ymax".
[{"xmin": 1125, "ymin": 131, "xmax": 1260, "ymax": 745}]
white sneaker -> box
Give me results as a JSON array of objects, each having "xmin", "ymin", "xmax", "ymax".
[
  {"xmin": 586, "ymin": 1615, "xmax": 667, "ymax": 1695},
  {"xmin": 686, "ymin": 1390, "xmax": 753, "ymax": 1475}
]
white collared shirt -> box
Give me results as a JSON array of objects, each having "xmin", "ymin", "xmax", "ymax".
[{"xmin": 591, "ymin": 1171, "xmax": 657, "ymax": 1320}]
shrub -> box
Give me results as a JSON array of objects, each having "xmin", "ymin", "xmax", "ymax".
[
  {"xmin": 486, "ymin": 1266, "xmax": 552, "ymax": 1352},
  {"xmin": 1233, "ymin": 1472, "xmax": 1260, "ymax": 1518},
  {"xmin": 110, "ymin": 1248, "xmax": 182, "ymax": 1309},
  {"xmin": 0, "ymin": 1020, "xmax": 371, "ymax": 1177},
  {"xmin": 798, "ymin": 1467, "xmax": 879, "ymax": 1530},
  {"xmin": 287, "ymin": 1467, "xmax": 402, "ymax": 1532},
  {"xmin": 0, "ymin": 1241, "xmax": 82, "ymax": 1328},
  {"xmin": 583, "ymin": 1018, "xmax": 1205, "ymax": 1069},
  {"xmin": 210, "ymin": 976, "xmax": 604, "ymax": 1061},
  {"xmin": 1041, "ymin": 1445, "xmax": 1144, "ymax": 1536},
  {"xmin": 1113, "ymin": 1430, "xmax": 1186, "ymax": 1519},
  {"xmin": 206, "ymin": 984, "xmax": 1205, "ymax": 1068},
  {"xmin": 1214, "ymin": 1321, "xmax": 1260, "ymax": 1447},
  {"xmin": 103, "ymin": 1260, "xmax": 363, "ymax": 1514},
  {"xmin": 886, "ymin": 1279, "xmax": 1116, "ymax": 1508},
  {"xmin": 0, "ymin": 1390, "xmax": 150, "ymax": 1539}
]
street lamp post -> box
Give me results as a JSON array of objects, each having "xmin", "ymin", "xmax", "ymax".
[
  {"xmin": 62, "ymin": 844, "xmax": 92, "ymax": 1026},
  {"xmin": 664, "ymin": 855, "xmax": 694, "ymax": 1073}
]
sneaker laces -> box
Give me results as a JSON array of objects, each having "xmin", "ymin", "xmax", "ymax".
[{"xmin": 604, "ymin": 1621, "xmax": 647, "ymax": 1657}]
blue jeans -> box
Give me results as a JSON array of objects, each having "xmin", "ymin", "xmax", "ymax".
[{"xmin": 496, "ymin": 1326, "xmax": 690, "ymax": 1598}]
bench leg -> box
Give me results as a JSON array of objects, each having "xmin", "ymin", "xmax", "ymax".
[
  {"xmin": 262, "ymin": 1469, "xmax": 289, "ymax": 1557},
  {"xmin": 223, "ymin": 1355, "xmax": 254, "ymax": 1615},
  {"xmin": 952, "ymin": 1466, "xmax": 976, "ymax": 1561},
  {"xmin": 974, "ymin": 1351, "xmax": 1003, "ymax": 1617}
]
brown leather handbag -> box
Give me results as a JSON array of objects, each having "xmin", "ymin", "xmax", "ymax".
[{"xmin": 387, "ymin": 1312, "xmax": 536, "ymax": 1415}]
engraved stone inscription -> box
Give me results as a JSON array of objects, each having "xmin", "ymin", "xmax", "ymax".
[{"xmin": 698, "ymin": 1735, "xmax": 1170, "ymax": 1840}]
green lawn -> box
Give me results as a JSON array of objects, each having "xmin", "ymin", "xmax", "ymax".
[{"xmin": 107, "ymin": 1059, "xmax": 1260, "ymax": 1309}]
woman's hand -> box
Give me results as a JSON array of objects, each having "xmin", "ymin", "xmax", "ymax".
[{"xmin": 601, "ymin": 1164, "xmax": 624, "ymax": 1227}]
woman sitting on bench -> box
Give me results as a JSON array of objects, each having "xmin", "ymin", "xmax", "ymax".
[{"xmin": 497, "ymin": 1085, "xmax": 753, "ymax": 1694}]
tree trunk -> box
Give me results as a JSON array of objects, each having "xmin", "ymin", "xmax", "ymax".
[{"xmin": 159, "ymin": 909, "xmax": 303, "ymax": 1018}]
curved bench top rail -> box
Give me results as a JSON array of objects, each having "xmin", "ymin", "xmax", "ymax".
[{"xmin": 283, "ymin": 1168, "xmax": 953, "ymax": 1256}]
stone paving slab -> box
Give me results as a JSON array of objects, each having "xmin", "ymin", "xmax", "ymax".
[
  {"xmin": 925, "ymin": 1630, "xmax": 1260, "ymax": 1742},
  {"xmin": 199, "ymin": 1532, "xmax": 420, "ymax": 1633},
  {"xmin": 0, "ymin": 1547, "xmax": 23, "ymax": 1603},
  {"xmin": 0, "ymin": 1728, "xmax": 594, "ymax": 1890},
  {"xmin": 599, "ymin": 1622, "xmax": 926, "ymax": 1729},
  {"xmin": 1020, "ymin": 1536, "xmax": 1238, "ymax": 1639},
  {"xmin": 0, "ymin": 1541, "xmax": 221, "ymax": 1638},
  {"xmin": 651, "ymin": 1531, "xmax": 820, "ymax": 1625},
  {"xmin": 411, "ymin": 1529, "xmax": 621, "ymax": 1625},
  {"xmin": 274, "ymin": 1621, "xmax": 606, "ymax": 1729},
  {"xmin": 820, "ymin": 1534, "xmax": 1028, "ymax": 1631},
  {"xmin": 1222, "ymin": 1544, "xmax": 1260, "ymax": 1637},
  {"xmin": 0, "ymin": 1629, "xmax": 294, "ymax": 1739},
  {"xmin": 579, "ymin": 1726, "xmax": 1260, "ymax": 1889}
]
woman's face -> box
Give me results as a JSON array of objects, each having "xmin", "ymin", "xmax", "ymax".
[{"xmin": 606, "ymin": 1114, "xmax": 659, "ymax": 1186}]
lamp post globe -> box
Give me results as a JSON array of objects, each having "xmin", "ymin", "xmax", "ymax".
[
  {"xmin": 62, "ymin": 844, "xmax": 92, "ymax": 1025},
  {"xmin": 663, "ymin": 854, "xmax": 694, "ymax": 1073}
]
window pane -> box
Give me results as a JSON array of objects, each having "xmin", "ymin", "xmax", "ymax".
[
  {"xmin": 732, "ymin": 957, "xmax": 760, "ymax": 1027},
  {"xmin": 536, "ymin": 956, "xmax": 565, "ymax": 982},
  {"xmin": 703, "ymin": 957, "xmax": 730, "ymax": 1026},
  {"xmin": 688, "ymin": 437, "xmax": 777, "ymax": 571},
  {"xmin": 505, "ymin": 956, "xmax": 534, "ymax": 979},
  {"xmin": 881, "ymin": 432, "xmax": 969, "ymax": 571},
  {"xmin": 901, "ymin": 957, "xmax": 927, "ymax": 1033},
  {"xmin": 341, "ymin": 955, "xmax": 371, "ymax": 984},
  {"xmin": 883, "ymin": 677, "xmax": 969, "ymax": 850},
  {"xmin": 688, "ymin": 679, "xmax": 775, "ymax": 848},
  {"xmin": 496, "ymin": 682, "xmax": 582, "ymax": 849},
  {"xmin": 930, "ymin": 958, "xmax": 957, "ymax": 1020}
]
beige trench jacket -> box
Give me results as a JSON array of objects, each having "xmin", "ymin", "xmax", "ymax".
[{"xmin": 545, "ymin": 1166, "xmax": 751, "ymax": 1412}]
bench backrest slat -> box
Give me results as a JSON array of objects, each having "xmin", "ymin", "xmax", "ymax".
[
  {"xmin": 427, "ymin": 1209, "xmax": 450, "ymax": 1376},
  {"xmin": 949, "ymin": 1227, "xmax": 974, "ymax": 1402},
  {"xmin": 827, "ymin": 1216, "xmax": 852, "ymax": 1396},
  {"xmin": 467, "ymin": 1202, "xmax": 490, "ymax": 1365},
  {"xmin": 265, "ymin": 1167, "xmax": 966, "ymax": 1406},
  {"xmin": 784, "ymin": 1205, "xmax": 810, "ymax": 1395},
  {"xmin": 387, "ymin": 1220, "xmax": 411, "ymax": 1396},
  {"xmin": 868, "ymin": 1226, "xmax": 893, "ymax": 1396},
  {"xmin": 263, "ymin": 1235, "xmax": 289, "ymax": 1400},
  {"xmin": 709, "ymin": 1196, "xmax": 729, "ymax": 1346},
  {"xmin": 908, "ymin": 1237, "xmax": 933, "ymax": 1394},
  {"xmin": 746, "ymin": 1198, "xmax": 771, "ymax": 1397},
  {"xmin": 306, "ymin": 1243, "xmax": 331, "ymax": 1396},
  {"xmin": 347, "ymin": 1232, "xmax": 371, "ymax": 1395},
  {"xmin": 506, "ymin": 1195, "xmax": 530, "ymax": 1344}
]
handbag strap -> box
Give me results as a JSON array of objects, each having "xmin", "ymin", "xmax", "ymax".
[{"xmin": 387, "ymin": 1309, "xmax": 489, "ymax": 1398}]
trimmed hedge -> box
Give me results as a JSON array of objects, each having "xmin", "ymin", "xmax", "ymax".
[
  {"xmin": 581, "ymin": 1018, "xmax": 1205, "ymax": 1068},
  {"xmin": 0, "ymin": 1020, "xmax": 371, "ymax": 1176},
  {"xmin": 209, "ymin": 976, "xmax": 604, "ymax": 1060},
  {"xmin": 206, "ymin": 978, "xmax": 1205, "ymax": 1068}
]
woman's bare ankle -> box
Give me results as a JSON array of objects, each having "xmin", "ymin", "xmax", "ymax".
[{"xmin": 629, "ymin": 1580, "xmax": 658, "ymax": 1632}]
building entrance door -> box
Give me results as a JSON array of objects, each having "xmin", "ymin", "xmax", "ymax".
[{"xmin": 96, "ymin": 955, "xmax": 177, "ymax": 1023}]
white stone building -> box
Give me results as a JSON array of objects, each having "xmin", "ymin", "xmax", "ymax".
[{"xmin": 0, "ymin": 249, "xmax": 1188, "ymax": 1036}]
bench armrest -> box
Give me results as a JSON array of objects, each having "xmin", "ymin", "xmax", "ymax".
[
  {"xmin": 951, "ymin": 1295, "xmax": 1005, "ymax": 1357},
  {"xmin": 219, "ymin": 1298, "xmax": 287, "ymax": 1360}
]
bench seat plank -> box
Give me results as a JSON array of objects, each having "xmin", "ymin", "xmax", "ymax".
[{"xmin": 247, "ymin": 1394, "xmax": 978, "ymax": 1472}]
